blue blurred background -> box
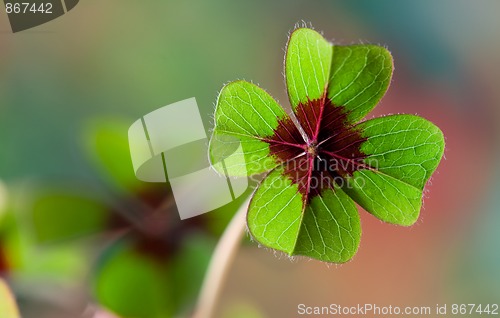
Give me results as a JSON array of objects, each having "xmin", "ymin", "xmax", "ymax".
[{"xmin": 1, "ymin": 0, "xmax": 499, "ymax": 317}]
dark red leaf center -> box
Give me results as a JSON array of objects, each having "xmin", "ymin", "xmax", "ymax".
[{"xmin": 267, "ymin": 96, "xmax": 370, "ymax": 201}]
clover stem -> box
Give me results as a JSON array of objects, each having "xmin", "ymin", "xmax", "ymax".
[{"xmin": 193, "ymin": 199, "xmax": 248, "ymax": 318}]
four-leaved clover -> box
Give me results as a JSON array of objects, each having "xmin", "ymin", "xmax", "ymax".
[{"xmin": 209, "ymin": 27, "xmax": 445, "ymax": 263}]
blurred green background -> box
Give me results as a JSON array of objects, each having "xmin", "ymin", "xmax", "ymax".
[{"xmin": 1, "ymin": 0, "xmax": 499, "ymax": 317}]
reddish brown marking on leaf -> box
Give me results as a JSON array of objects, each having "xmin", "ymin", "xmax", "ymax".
[
  {"xmin": 316, "ymin": 98, "xmax": 369, "ymax": 177},
  {"xmin": 267, "ymin": 96, "xmax": 370, "ymax": 202},
  {"xmin": 267, "ymin": 116, "xmax": 305, "ymax": 163},
  {"xmin": 294, "ymin": 97, "xmax": 324, "ymax": 140},
  {"xmin": 0, "ymin": 243, "xmax": 8, "ymax": 274}
]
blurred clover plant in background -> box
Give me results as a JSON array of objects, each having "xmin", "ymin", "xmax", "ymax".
[{"xmin": 0, "ymin": 118, "xmax": 248, "ymax": 318}]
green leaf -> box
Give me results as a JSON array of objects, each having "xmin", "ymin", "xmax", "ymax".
[
  {"xmin": 209, "ymin": 80, "xmax": 289, "ymax": 176},
  {"xmin": 342, "ymin": 115, "xmax": 445, "ymax": 225},
  {"xmin": 0, "ymin": 202, "xmax": 89, "ymax": 283},
  {"xmin": 0, "ymin": 279, "xmax": 20, "ymax": 318},
  {"xmin": 247, "ymin": 167, "xmax": 303, "ymax": 253},
  {"xmin": 359, "ymin": 115, "xmax": 445, "ymax": 190},
  {"xmin": 94, "ymin": 235, "xmax": 213, "ymax": 318},
  {"xmin": 294, "ymin": 186, "xmax": 361, "ymax": 263},
  {"xmin": 84, "ymin": 118, "xmax": 143, "ymax": 192},
  {"xmin": 94, "ymin": 240, "xmax": 174, "ymax": 318},
  {"xmin": 328, "ymin": 45, "xmax": 393, "ymax": 123},
  {"xmin": 286, "ymin": 28, "xmax": 332, "ymax": 108},
  {"xmin": 247, "ymin": 166, "xmax": 360, "ymax": 263},
  {"xmin": 32, "ymin": 190, "xmax": 109, "ymax": 242},
  {"xmin": 343, "ymin": 170, "xmax": 422, "ymax": 226},
  {"xmin": 169, "ymin": 234, "xmax": 213, "ymax": 313}
]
